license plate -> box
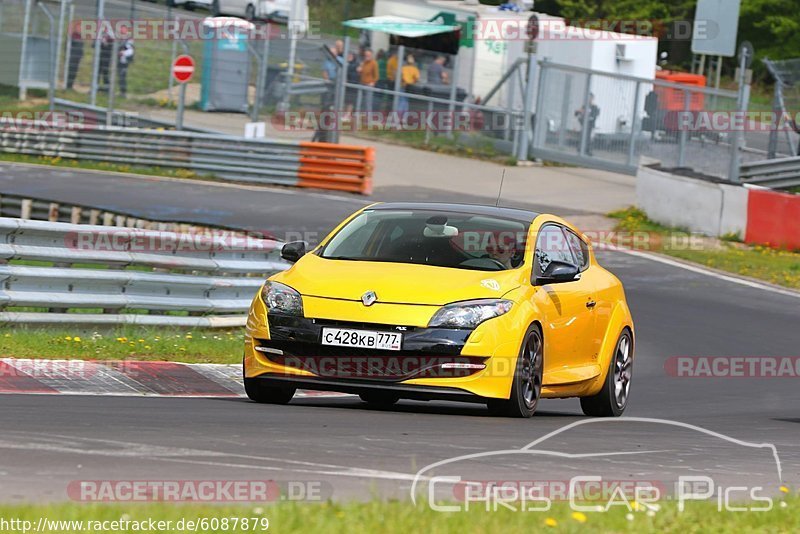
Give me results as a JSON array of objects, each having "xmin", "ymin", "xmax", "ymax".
[{"xmin": 321, "ymin": 327, "xmax": 403, "ymax": 351}]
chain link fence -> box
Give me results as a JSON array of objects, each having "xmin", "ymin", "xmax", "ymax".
[{"xmin": 3, "ymin": 0, "xmax": 787, "ymax": 183}]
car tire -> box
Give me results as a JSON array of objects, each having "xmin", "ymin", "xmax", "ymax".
[
  {"xmin": 245, "ymin": 3, "xmax": 256, "ymax": 21},
  {"xmin": 580, "ymin": 329, "xmax": 633, "ymax": 417},
  {"xmin": 359, "ymin": 392, "xmax": 400, "ymax": 406},
  {"xmin": 184, "ymin": 2, "xmax": 195, "ymax": 11},
  {"xmin": 487, "ymin": 325, "xmax": 543, "ymax": 418},
  {"xmin": 244, "ymin": 377, "xmax": 296, "ymax": 404},
  {"xmin": 210, "ymin": 0, "xmax": 220, "ymax": 16}
]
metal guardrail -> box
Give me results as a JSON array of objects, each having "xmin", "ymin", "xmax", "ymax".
[
  {"xmin": 0, "ymin": 217, "xmax": 289, "ymax": 327},
  {"xmin": 0, "ymin": 121, "xmax": 375, "ymax": 194},
  {"xmin": 740, "ymin": 157, "xmax": 800, "ymax": 189}
]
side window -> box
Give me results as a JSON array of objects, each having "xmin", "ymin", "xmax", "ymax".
[
  {"xmin": 564, "ymin": 229, "xmax": 590, "ymax": 271},
  {"xmin": 534, "ymin": 224, "xmax": 577, "ymax": 276}
]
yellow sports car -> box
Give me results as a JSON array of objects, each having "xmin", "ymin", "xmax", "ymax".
[{"xmin": 244, "ymin": 203, "xmax": 634, "ymax": 417}]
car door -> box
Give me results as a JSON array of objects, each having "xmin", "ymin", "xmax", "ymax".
[{"xmin": 531, "ymin": 223, "xmax": 597, "ymax": 383}]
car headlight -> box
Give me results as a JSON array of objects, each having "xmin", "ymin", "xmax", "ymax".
[
  {"xmin": 428, "ymin": 299, "xmax": 513, "ymax": 329},
  {"xmin": 260, "ymin": 281, "xmax": 304, "ymax": 316}
]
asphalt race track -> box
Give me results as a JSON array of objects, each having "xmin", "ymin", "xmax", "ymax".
[{"xmin": 0, "ymin": 165, "xmax": 798, "ymax": 503}]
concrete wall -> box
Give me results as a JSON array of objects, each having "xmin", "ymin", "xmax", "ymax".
[{"xmin": 636, "ymin": 166, "xmax": 747, "ymax": 238}]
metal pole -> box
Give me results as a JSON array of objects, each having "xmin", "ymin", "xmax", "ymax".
[
  {"xmin": 63, "ymin": 2, "xmax": 74, "ymax": 88},
  {"xmin": 176, "ymin": 83, "xmax": 187, "ymax": 130},
  {"xmin": 767, "ymin": 83, "xmax": 781, "ymax": 159},
  {"xmin": 286, "ymin": 0, "xmax": 299, "ymax": 91},
  {"xmin": 252, "ymin": 34, "xmax": 270, "ymax": 123},
  {"xmin": 447, "ymin": 53, "xmax": 460, "ymax": 137},
  {"xmin": 392, "ymin": 45, "xmax": 405, "ymax": 112},
  {"xmin": 728, "ymin": 50, "xmax": 751, "ymax": 183},
  {"xmin": 627, "ymin": 81, "xmax": 642, "ymax": 167},
  {"xmin": 578, "ymin": 73, "xmax": 593, "ymax": 157},
  {"xmin": 55, "ymin": 0, "xmax": 68, "ymax": 90},
  {"xmin": 19, "ymin": 0, "xmax": 33, "ymax": 100},
  {"xmin": 332, "ymin": 36, "xmax": 351, "ymax": 144},
  {"xmin": 37, "ymin": 2, "xmax": 56, "ymax": 112},
  {"xmin": 557, "ymin": 74, "xmax": 572, "ymax": 149},
  {"xmin": 90, "ymin": 0, "xmax": 105, "ymax": 106},
  {"xmin": 516, "ymin": 52, "xmax": 537, "ymax": 161},
  {"xmin": 107, "ymin": 38, "xmax": 118, "ymax": 126},
  {"xmin": 424, "ymin": 100, "xmax": 433, "ymax": 144},
  {"xmin": 533, "ymin": 58, "xmax": 549, "ymax": 151},
  {"xmin": 677, "ymin": 89, "xmax": 690, "ymax": 167},
  {"xmin": 167, "ymin": 15, "xmax": 177, "ymax": 100}
]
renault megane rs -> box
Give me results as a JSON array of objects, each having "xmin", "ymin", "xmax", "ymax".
[{"xmin": 244, "ymin": 203, "xmax": 634, "ymax": 417}]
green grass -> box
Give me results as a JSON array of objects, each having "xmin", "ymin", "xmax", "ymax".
[
  {"xmin": 609, "ymin": 207, "xmax": 800, "ymax": 290},
  {"xmin": 0, "ymin": 152, "xmax": 214, "ymax": 181},
  {"xmin": 0, "ymin": 326, "xmax": 242, "ymax": 364},
  {"xmin": 0, "ymin": 495, "xmax": 797, "ymax": 533}
]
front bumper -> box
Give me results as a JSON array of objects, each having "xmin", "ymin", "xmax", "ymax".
[{"xmin": 244, "ymin": 305, "xmax": 521, "ymax": 400}]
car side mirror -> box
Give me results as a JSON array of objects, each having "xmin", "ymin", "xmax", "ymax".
[
  {"xmin": 281, "ymin": 241, "xmax": 307, "ymax": 263},
  {"xmin": 535, "ymin": 260, "xmax": 579, "ymax": 285}
]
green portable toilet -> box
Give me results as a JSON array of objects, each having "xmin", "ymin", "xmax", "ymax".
[{"xmin": 200, "ymin": 17, "xmax": 254, "ymax": 113}]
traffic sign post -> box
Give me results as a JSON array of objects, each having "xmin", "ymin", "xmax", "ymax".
[{"xmin": 172, "ymin": 55, "xmax": 195, "ymax": 131}]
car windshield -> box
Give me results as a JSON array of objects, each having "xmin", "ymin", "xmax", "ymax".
[{"xmin": 320, "ymin": 209, "xmax": 530, "ymax": 271}]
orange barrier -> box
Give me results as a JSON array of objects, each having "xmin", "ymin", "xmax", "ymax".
[
  {"xmin": 297, "ymin": 142, "xmax": 375, "ymax": 195},
  {"xmin": 655, "ymin": 71, "xmax": 706, "ymax": 111}
]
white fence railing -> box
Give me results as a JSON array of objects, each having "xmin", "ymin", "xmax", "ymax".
[{"xmin": 0, "ymin": 217, "xmax": 289, "ymax": 327}]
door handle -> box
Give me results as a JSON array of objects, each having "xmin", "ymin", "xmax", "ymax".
[{"xmin": 586, "ymin": 299, "xmax": 597, "ymax": 309}]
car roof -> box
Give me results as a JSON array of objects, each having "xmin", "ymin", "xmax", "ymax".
[{"xmin": 367, "ymin": 202, "xmax": 540, "ymax": 224}]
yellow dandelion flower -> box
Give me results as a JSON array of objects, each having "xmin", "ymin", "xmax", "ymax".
[
  {"xmin": 65, "ymin": 336, "xmax": 72, "ymax": 341},
  {"xmin": 544, "ymin": 517, "xmax": 558, "ymax": 527},
  {"xmin": 73, "ymin": 337, "xmax": 82, "ymax": 342},
  {"xmin": 571, "ymin": 511, "xmax": 587, "ymax": 523},
  {"xmin": 780, "ymin": 485, "xmax": 790, "ymax": 494}
]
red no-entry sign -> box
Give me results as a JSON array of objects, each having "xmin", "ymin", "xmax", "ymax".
[{"xmin": 172, "ymin": 55, "xmax": 195, "ymax": 84}]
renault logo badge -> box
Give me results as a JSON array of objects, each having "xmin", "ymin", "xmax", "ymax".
[{"xmin": 361, "ymin": 290, "xmax": 377, "ymax": 307}]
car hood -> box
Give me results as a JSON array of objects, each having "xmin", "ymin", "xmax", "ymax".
[{"xmin": 272, "ymin": 253, "xmax": 524, "ymax": 306}]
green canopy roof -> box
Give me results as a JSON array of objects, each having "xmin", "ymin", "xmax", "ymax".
[{"xmin": 342, "ymin": 15, "xmax": 459, "ymax": 38}]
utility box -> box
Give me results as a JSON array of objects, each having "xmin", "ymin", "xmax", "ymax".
[{"xmin": 200, "ymin": 17, "xmax": 254, "ymax": 113}]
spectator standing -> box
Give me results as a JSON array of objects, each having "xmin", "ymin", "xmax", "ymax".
[
  {"xmin": 345, "ymin": 51, "xmax": 360, "ymax": 117},
  {"xmin": 399, "ymin": 54, "xmax": 420, "ymax": 114},
  {"xmin": 117, "ymin": 28, "xmax": 135, "ymax": 98},
  {"xmin": 358, "ymin": 49, "xmax": 378, "ymax": 111},
  {"xmin": 575, "ymin": 93, "xmax": 600, "ymax": 156},
  {"xmin": 322, "ymin": 45, "xmax": 342, "ymax": 109},
  {"xmin": 66, "ymin": 27, "xmax": 84, "ymax": 90},
  {"xmin": 386, "ymin": 49, "xmax": 398, "ymax": 83},
  {"xmin": 427, "ymin": 55, "xmax": 449, "ymax": 84},
  {"xmin": 97, "ymin": 29, "xmax": 113, "ymax": 88}
]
